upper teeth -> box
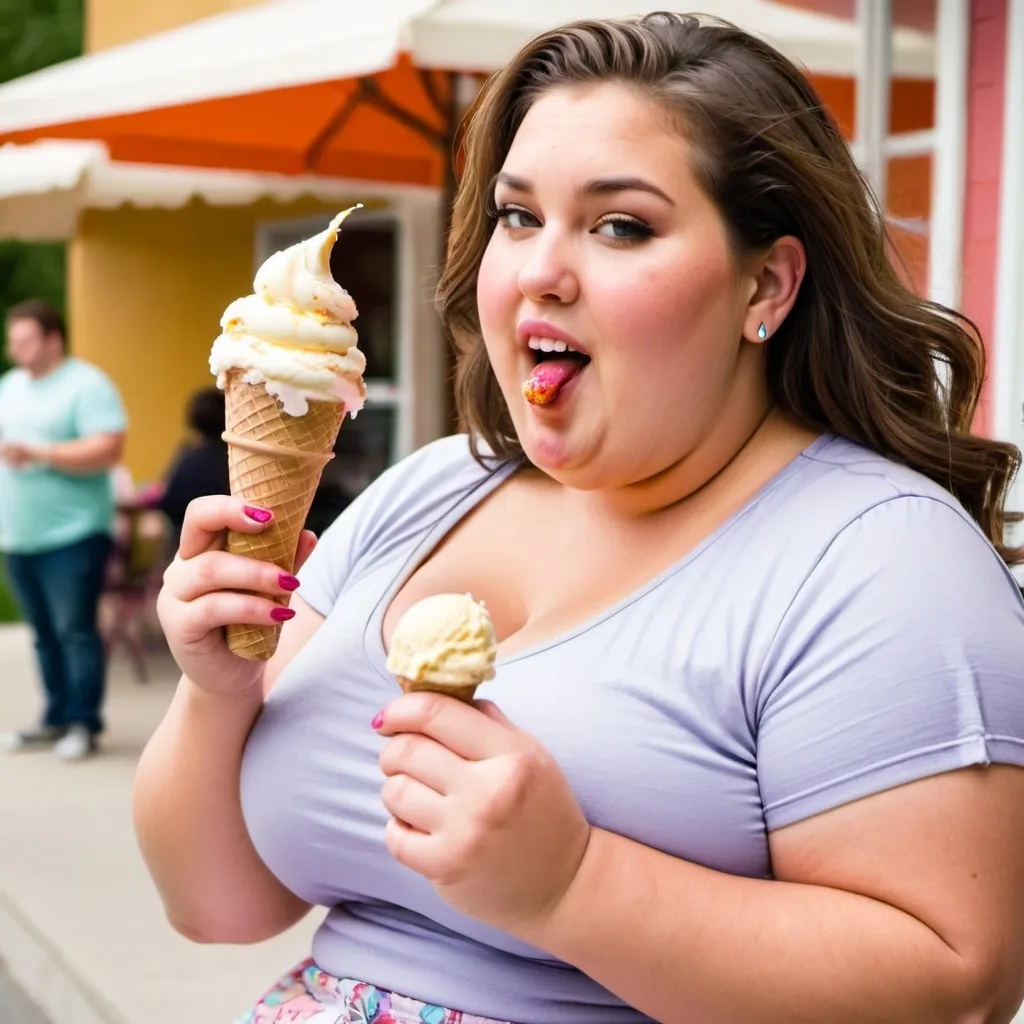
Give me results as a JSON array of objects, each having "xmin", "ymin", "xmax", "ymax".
[{"xmin": 528, "ymin": 336, "xmax": 577, "ymax": 354}]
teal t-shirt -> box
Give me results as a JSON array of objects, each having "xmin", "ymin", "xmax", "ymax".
[{"xmin": 0, "ymin": 358, "xmax": 128, "ymax": 555}]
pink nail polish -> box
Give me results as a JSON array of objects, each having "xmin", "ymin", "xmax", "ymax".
[
  {"xmin": 371, "ymin": 711, "xmax": 385, "ymax": 730},
  {"xmin": 279, "ymin": 573, "xmax": 300, "ymax": 591},
  {"xmin": 270, "ymin": 606, "xmax": 295, "ymax": 622},
  {"xmin": 245, "ymin": 505, "xmax": 273, "ymax": 524}
]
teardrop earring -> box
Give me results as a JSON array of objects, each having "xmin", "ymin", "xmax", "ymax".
[{"xmin": 757, "ymin": 323, "xmax": 768, "ymax": 340}]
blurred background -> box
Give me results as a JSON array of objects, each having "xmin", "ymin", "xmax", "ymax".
[{"xmin": 0, "ymin": 1, "xmax": 1022, "ymax": 1022}]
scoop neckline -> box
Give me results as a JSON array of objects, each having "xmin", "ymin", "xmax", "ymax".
[{"xmin": 364, "ymin": 432, "xmax": 836, "ymax": 683}]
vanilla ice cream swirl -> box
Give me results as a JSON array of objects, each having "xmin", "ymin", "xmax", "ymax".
[{"xmin": 209, "ymin": 207, "xmax": 367, "ymax": 417}]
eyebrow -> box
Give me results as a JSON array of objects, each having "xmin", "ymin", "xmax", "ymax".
[{"xmin": 493, "ymin": 172, "xmax": 675, "ymax": 206}]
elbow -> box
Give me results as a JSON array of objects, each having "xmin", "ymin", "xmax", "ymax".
[
  {"xmin": 166, "ymin": 911, "xmax": 285, "ymax": 946},
  {"xmin": 950, "ymin": 958, "xmax": 1024, "ymax": 1024},
  {"xmin": 163, "ymin": 894, "xmax": 310, "ymax": 946},
  {"xmin": 104, "ymin": 435, "xmax": 125, "ymax": 471},
  {"xmin": 167, "ymin": 915, "xmax": 223, "ymax": 945}
]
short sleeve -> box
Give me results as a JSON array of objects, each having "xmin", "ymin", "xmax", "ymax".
[
  {"xmin": 757, "ymin": 495, "xmax": 1024, "ymax": 831},
  {"xmin": 296, "ymin": 435, "xmax": 499, "ymax": 616},
  {"xmin": 73, "ymin": 369, "xmax": 128, "ymax": 437}
]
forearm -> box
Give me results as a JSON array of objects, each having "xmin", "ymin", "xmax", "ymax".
[
  {"xmin": 41, "ymin": 434, "xmax": 122, "ymax": 474},
  {"xmin": 531, "ymin": 829, "xmax": 984, "ymax": 1024},
  {"xmin": 133, "ymin": 676, "xmax": 309, "ymax": 943}
]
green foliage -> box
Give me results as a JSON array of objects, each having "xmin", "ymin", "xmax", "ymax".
[
  {"xmin": 0, "ymin": 0, "xmax": 83, "ymax": 373},
  {"xmin": 0, "ymin": 0, "xmax": 83, "ymax": 82},
  {"xmin": 0, "ymin": 564, "xmax": 20, "ymax": 622}
]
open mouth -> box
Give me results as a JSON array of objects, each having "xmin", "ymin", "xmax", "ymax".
[{"xmin": 522, "ymin": 340, "xmax": 592, "ymax": 407}]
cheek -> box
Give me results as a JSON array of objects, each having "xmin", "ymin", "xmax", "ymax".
[
  {"xmin": 476, "ymin": 237, "xmax": 518, "ymax": 336},
  {"xmin": 599, "ymin": 251, "xmax": 738, "ymax": 372}
]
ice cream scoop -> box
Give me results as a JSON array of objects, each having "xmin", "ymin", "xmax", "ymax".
[
  {"xmin": 209, "ymin": 206, "xmax": 367, "ymax": 417},
  {"xmin": 386, "ymin": 593, "xmax": 498, "ymax": 702}
]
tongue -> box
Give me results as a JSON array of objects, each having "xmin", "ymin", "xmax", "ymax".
[{"xmin": 522, "ymin": 359, "xmax": 584, "ymax": 406}]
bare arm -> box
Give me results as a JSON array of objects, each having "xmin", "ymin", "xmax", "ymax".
[
  {"xmin": 531, "ymin": 766, "xmax": 1024, "ymax": 1024},
  {"xmin": 134, "ymin": 590, "xmax": 324, "ymax": 943},
  {"xmin": 41, "ymin": 431, "xmax": 124, "ymax": 474}
]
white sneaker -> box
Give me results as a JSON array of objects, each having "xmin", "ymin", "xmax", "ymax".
[
  {"xmin": 54, "ymin": 725, "xmax": 96, "ymax": 762},
  {"xmin": 1, "ymin": 725, "xmax": 66, "ymax": 752}
]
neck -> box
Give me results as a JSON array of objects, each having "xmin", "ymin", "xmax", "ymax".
[
  {"xmin": 583, "ymin": 352, "xmax": 789, "ymax": 520},
  {"xmin": 599, "ymin": 409, "xmax": 779, "ymax": 523},
  {"xmin": 28, "ymin": 352, "xmax": 65, "ymax": 380}
]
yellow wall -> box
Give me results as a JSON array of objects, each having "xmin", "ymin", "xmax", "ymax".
[
  {"xmin": 68, "ymin": 197, "xmax": 353, "ymax": 483},
  {"xmin": 86, "ymin": 0, "xmax": 264, "ymax": 51}
]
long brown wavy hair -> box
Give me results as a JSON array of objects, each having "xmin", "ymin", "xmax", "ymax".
[{"xmin": 437, "ymin": 12, "xmax": 1023, "ymax": 565}]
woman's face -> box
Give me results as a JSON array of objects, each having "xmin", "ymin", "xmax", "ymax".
[{"xmin": 477, "ymin": 83, "xmax": 765, "ymax": 490}]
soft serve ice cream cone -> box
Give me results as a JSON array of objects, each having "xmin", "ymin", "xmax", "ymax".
[
  {"xmin": 386, "ymin": 593, "xmax": 497, "ymax": 703},
  {"xmin": 209, "ymin": 208, "xmax": 367, "ymax": 661}
]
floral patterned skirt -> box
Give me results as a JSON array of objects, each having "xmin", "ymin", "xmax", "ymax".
[{"xmin": 235, "ymin": 959, "xmax": 513, "ymax": 1024}]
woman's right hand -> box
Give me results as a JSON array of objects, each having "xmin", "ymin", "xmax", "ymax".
[{"xmin": 157, "ymin": 497, "xmax": 317, "ymax": 697}]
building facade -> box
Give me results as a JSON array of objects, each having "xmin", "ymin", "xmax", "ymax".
[{"xmin": 4, "ymin": 0, "xmax": 1023, "ymax": 515}]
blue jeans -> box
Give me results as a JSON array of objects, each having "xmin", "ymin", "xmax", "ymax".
[{"xmin": 5, "ymin": 533, "xmax": 113, "ymax": 735}]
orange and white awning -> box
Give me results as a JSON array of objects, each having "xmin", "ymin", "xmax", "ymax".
[
  {"xmin": 0, "ymin": 140, "xmax": 384, "ymax": 240},
  {"xmin": 0, "ymin": 0, "xmax": 935, "ymax": 188}
]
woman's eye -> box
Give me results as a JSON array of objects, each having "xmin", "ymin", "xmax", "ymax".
[
  {"xmin": 594, "ymin": 216, "xmax": 654, "ymax": 241},
  {"xmin": 494, "ymin": 206, "xmax": 540, "ymax": 230}
]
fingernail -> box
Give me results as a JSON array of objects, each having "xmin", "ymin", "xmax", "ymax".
[
  {"xmin": 270, "ymin": 607, "xmax": 295, "ymax": 622},
  {"xmin": 279, "ymin": 573, "xmax": 300, "ymax": 592},
  {"xmin": 245, "ymin": 505, "xmax": 273, "ymax": 524},
  {"xmin": 371, "ymin": 711, "xmax": 385, "ymax": 730}
]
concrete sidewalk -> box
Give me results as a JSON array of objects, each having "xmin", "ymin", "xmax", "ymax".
[{"xmin": 0, "ymin": 625, "xmax": 317, "ymax": 1024}]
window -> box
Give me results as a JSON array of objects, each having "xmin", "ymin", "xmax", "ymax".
[{"xmin": 854, "ymin": 0, "xmax": 945, "ymax": 302}]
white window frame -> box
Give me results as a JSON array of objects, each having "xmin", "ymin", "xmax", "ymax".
[
  {"xmin": 994, "ymin": 0, "xmax": 1024, "ymax": 526},
  {"xmin": 853, "ymin": 0, "xmax": 967, "ymax": 309},
  {"xmin": 254, "ymin": 187, "xmax": 445, "ymax": 468}
]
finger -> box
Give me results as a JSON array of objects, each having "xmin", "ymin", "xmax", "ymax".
[
  {"xmin": 384, "ymin": 816, "xmax": 445, "ymax": 879},
  {"xmin": 375, "ymin": 692, "xmax": 519, "ymax": 762},
  {"xmin": 293, "ymin": 531, "xmax": 318, "ymax": 573},
  {"xmin": 177, "ymin": 591, "xmax": 293, "ymax": 643},
  {"xmin": 178, "ymin": 495, "xmax": 275, "ymax": 561},
  {"xmin": 164, "ymin": 549, "xmax": 302, "ymax": 603},
  {"xmin": 380, "ymin": 774, "xmax": 446, "ymax": 834},
  {"xmin": 379, "ymin": 733, "xmax": 466, "ymax": 796}
]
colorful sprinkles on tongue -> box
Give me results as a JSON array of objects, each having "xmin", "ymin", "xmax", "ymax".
[{"xmin": 523, "ymin": 366, "xmax": 561, "ymax": 405}]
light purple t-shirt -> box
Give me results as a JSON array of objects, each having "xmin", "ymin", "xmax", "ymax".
[{"xmin": 241, "ymin": 432, "xmax": 1024, "ymax": 1023}]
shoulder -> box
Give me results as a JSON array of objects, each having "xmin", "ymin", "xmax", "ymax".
[
  {"xmin": 772, "ymin": 434, "xmax": 1005, "ymax": 577},
  {"xmin": 297, "ymin": 434, "xmax": 510, "ymax": 613},
  {"xmin": 65, "ymin": 358, "xmax": 116, "ymax": 386},
  {"xmin": 759, "ymin": 436, "xmax": 1023, "ymax": 691},
  {"xmin": 345, "ymin": 433, "xmax": 508, "ymax": 549},
  {"xmin": 0, "ymin": 367, "xmax": 27, "ymax": 394}
]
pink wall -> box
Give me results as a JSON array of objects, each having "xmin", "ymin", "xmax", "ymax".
[{"xmin": 962, "ymin": 0, "xmax": 1008, "ymax": 434}]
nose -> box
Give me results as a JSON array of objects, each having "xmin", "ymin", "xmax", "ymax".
[{"xmin": 517, "ymin": 231, "xmax": 579, "ymax": 305}]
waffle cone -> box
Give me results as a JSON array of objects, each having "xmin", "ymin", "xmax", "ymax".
[
  {"xmin": 396, "ymin": 677, "xmax": 480, "ymax": 704},
  {"xmin": 222, "ymin": 371, "xmax": 345, "ymax": 660}
]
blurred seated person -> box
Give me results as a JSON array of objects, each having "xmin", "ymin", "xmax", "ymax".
[
  {"xmin": 154, "ymin": 387, "xmax": 230, "ymax": 546},
  {"xmin": 153, "ymin": 385, "xmax": 355, "ymax": 543}
]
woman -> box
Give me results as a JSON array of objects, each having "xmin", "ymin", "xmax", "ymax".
[{"xmin": 135, "ymin": 13, "xmax": 1024, "ymax": 1024}]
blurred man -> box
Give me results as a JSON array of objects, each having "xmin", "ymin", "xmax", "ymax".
[{"xmin": 0, "ymin": 300, "xmax": 127, "ymax": 761}]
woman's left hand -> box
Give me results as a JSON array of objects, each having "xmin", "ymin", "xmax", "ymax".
[{"xmin": 375, "ymin": 693, "xmax": 592, "ymax": 943}]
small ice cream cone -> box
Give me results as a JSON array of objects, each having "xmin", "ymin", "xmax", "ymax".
[
  {"xmin": 386, "ymin": 594, "xmax": 497, "ymax": 701},
  {"xmin": 395, "ymin": 677, "xmax": 481, "ymax": 704}
]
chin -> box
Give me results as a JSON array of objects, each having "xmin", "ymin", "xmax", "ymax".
[{"xmin": 519, "ymin": 429, "xmax": 609, "ymax": 489}]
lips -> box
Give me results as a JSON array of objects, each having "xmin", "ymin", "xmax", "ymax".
[
  {"xmin": 517, "ymin": 320, "xmax": 591, "ymax": 408},
  {"xmin": 517, "ymin": 319, "xmax": 589, "ymax": 356}
]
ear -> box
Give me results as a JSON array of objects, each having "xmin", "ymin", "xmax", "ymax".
[{"xmin": 743, "ymin": 236, "xmax": 806, "ymax": 344}]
